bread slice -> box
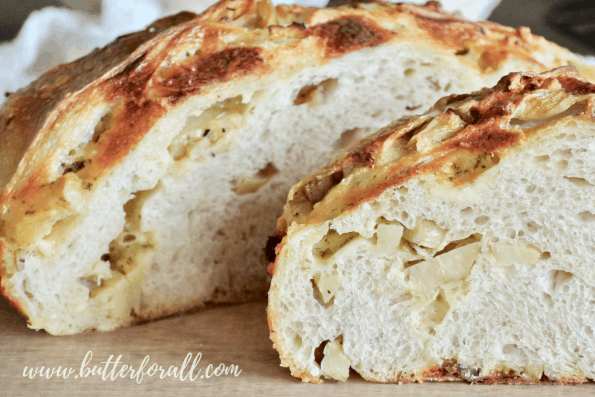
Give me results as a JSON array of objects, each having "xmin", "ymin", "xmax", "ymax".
[
  {"xmin": 2, "ymin": 0, "xmax": 594, "ymax": 335},
  {"xmin": 267, "ymin": 67, "xmax": 595, "ymax": 384}
]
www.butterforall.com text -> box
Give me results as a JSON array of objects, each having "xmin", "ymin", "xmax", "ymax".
[{"xmin": 23, "ymin": 351, "xmax": 241, "ymax": 383}]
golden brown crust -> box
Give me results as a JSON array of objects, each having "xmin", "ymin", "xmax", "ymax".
[
  {"xmin": 2, "ymin": 0, "xmax": 593, "ymax": 199},
  {"xmin": 276, "ymin": 67, "xmax": 595, "ymax": 242},
  {"xmin": 0, "ymin": 11, "xmax": 198, "ymax": 191},
  {"xmin": 2, "ymin": 0, "xmax": 592, "ymax": 233},
  {"xmin": 1, "ymin": 0, "xmax": 594, "ymax": 330}
]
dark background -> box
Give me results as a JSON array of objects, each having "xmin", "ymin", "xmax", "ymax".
[
  {"xmin": 0, "ymin": 0, "xmax": 594, "ymax": 54},
  {"xmin": 0, "ymin": 0, "xmax": 100, "ymax": 42}
]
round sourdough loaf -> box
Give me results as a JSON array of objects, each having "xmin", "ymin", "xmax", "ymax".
[{"xmin": 1, "ymin": 0, "xmax": 594, "ymax": 335}]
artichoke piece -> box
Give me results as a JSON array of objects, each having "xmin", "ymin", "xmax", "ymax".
[{"xmin": 321, "ymin": 337, "xmax": 351, "ymax": 381}]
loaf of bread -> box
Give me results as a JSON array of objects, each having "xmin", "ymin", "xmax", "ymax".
[
  {"xmin": 268, "ymin": 67, "xmax": 595, "ymax": 384},
  {"xmin": 1, "ymin": 0, "xmax": 594, "ymax": 335}
]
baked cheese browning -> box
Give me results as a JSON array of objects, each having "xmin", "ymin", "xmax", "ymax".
[
  {"xmin": 91, "ymin": 101, "xmax": 167, "ymax": 171},
  {"xmin": 413, "ymin": 14, "xmax": 535, "ymax": 73},
  {"xmin": 156, "ymin": 47, "xmax": 266, "ymax": 103},
  {"xmin": 278, "ymin": 67, "xmax": 595, "ymax": 236},
  {"xmin": 310, "ymin": 17, "xmax": 390, "ymax": 57}
]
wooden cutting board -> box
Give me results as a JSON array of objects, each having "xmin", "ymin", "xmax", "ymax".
[{"xmin": 1, "ymin": 297, "xmax": 592, "ymax": 396}]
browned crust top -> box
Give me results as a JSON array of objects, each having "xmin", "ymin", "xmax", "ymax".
[
  {"xmin": 2, "ymin": 0, "xmax": 593, "ymax": 198},
  {"xmin": 0, "ymin": 11, "xmax": 198, "ymax": 191},
  {"xmin": 309, "ymin": 16, "xmax": 390, "ymax": 56}
]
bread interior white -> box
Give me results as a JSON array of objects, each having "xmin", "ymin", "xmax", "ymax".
[
  {"xmin": 6, "ymin": 43, "xmax": 544, "ymax": 334},
  {"xmin": 270, "ymin": 114, "xmax": 595, "ymax": 383}
]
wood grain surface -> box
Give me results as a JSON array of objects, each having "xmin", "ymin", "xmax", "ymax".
[{"xmin": 1, "ymin": 296, "xmax": 593, "ymax": 396}]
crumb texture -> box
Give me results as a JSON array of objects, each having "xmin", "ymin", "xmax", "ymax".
[{"xmin": 269, "ymin": 69, "xmax": 595, "ymax": 384}]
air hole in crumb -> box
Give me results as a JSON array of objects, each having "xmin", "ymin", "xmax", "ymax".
[
  {"xmin": 554, "ymin": 148, "xmax": 573, "ymax": 158},
  {"xmin": 526, "ymin": 221, "xmax": 540, "ymax": 233},
  {"xmin": 555, "ymin": 160, "xmax": 568, "ymax": 170},
  {"xmin": 434, "ymin": 234, "xmax": 482, "ymax": 257},
  {"xmin": 62, "ymin": 160, "xmax": 87, "ymax": 175},
  {"xmin": 293, "ymin": 78, "xmax": 338, "ymax": 106},
  {"xmin": 92, "ymin": 111, "xmax": 114, "ymax": 143},
  {"xmin": 460, "ymin": 207, "xmax": 473, "ymax": 216},
  {"xmin": 294, "ymin": 334, "xmax": 303, "ymax": 349},
  {"xmin": 542, "ymin": 292, "xmax": 554, "ymax": 308},
  {"xmin": 404, "ymin": 259, "xmax": 423, "ymax": 269},
  {"xmin": 314, "ymin": 341, "xmax": 329, "ymax": 365},
  {"xmin": 403, "ymin": 68, "xmax": 415, "ymax": 77},
  {"xmin": 535, "ymin": 155, "xmax": 550, "ymax": 162},
  {"xmin": 426, "ymin": 77, "xmax": 441, "ymax": 91},
  {"xmin": 564, "ymin": 176, "xmax": 594, "ymax": 187},
  {"xmin": 578, "ymin": 211, "xmax": 595, "ymax": 223},
  {"xmin": 474, "ymin": 215, "xmax": 489, "ymax": 225},
  {"xmin": 551, "ymin": 269, "xmax": 574, "ymax": 291},
  {"xmin": 430, "ymin": 292, "xmax": 450, "ymax": 326}
]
